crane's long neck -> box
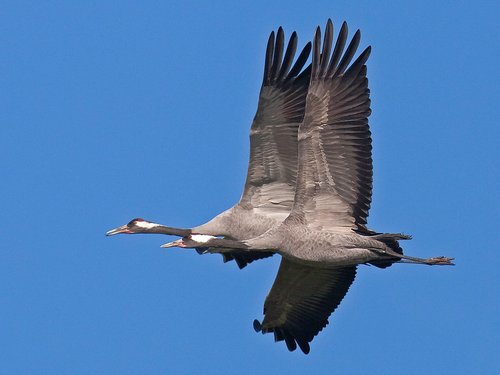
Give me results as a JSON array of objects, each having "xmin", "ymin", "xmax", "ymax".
[
  {"xmin": 146, "ymin": 225, "xmax": 192, "ymax": 237},
  {"xmin": 200, "ymin": 236, "xmax": 277, "ymax": 253},
  {"xmin": 204, "ymin": 238, "xmax": 250, "ymax": 250},
  {"xmin": 106, "ymin": 220, "xmax": 192, "ymax": 237},
  {"xmin": 161, "ymin": 234, "xmax": 276, "ymax": 252}
]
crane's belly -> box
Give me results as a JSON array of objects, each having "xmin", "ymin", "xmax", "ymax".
[{"xmin": 281, "ymin": 247, "xmax": 382, "ymax": 268}]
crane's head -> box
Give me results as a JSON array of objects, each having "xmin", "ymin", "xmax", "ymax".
[
  {"xmin": 106, "ymin": 218, "xmax": 161, "ymax": 236},
  {"xmin": 160, "ymin": 234, "xmax": 217, "ymax": 249}
]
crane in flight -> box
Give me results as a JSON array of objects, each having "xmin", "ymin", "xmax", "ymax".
[{"xmin": 160, "ymin": 19, "xmax": 454, "ymax": 354}]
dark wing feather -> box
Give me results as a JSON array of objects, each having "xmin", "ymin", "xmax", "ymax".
[
  {"xmin": 239, "ymin": 29, "xmax": 312, "ymax": 218},
  {"xmin": 194, "ymin": 247, "xmax": 273, "ymax": 269},
  {"xmin": 254, "ymin": 258, "xmax": 356, "ymax": 354},
  {"xmin": 220, "ymin": 250, "xmax": 274, "ymax": 269},
  {"xmin": 289, "ymin": 19, "xmax": 372, "ymax": 231}
]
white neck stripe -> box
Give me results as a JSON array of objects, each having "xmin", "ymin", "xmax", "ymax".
[
  {"xmin": 191, "ymin": 234, "xmax": 216, "ymax": 243},
  {"xmin": 135, "ymin": 221, "xmax": 160, "ymax": 229}
]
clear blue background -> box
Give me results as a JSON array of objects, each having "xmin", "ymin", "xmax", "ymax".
[{"xmin": 2, "ymin": 1, "xmax": 499, "ymax": 374}]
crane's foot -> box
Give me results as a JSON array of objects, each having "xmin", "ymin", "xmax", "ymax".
[
  {"xmin": 424, "ymin": 256, "xmax": 455, "ymax": 265},
  {"xmin": 397, "ymin": 255, "xmax": 455, "ymax": 266}
]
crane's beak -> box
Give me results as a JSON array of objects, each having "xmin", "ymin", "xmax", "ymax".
[
  {"xmin": 106, "ymin": 224, "xmax": 131, "ymax": 236},
  {"xmin": 160, "ymin": 239, "xmax": 184, "ymax": 248}
]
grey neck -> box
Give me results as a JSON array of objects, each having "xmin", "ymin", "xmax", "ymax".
[{"xmin": 149, "ymin": 226, "xmax": 192, "ymax": 237}]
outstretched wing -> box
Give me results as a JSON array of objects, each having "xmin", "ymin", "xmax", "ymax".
[
  {"xmin": 288, "ymin": 20, "xmax": 372, "ymax": 231},
  {"xmin": 194, "ymin": 29, "xmax": 311, "ymax": 268},
  {"xmin": 254, "ymin": 258, "xmax": 356, "ymax": 354},
  {"xmin": 239, "ymin": 28, "xmax": 312, "ymax": 219}
]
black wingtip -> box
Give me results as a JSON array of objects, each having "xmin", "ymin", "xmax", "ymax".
[
  {"xmin": 253, "ymin": 319, "xmax": 262, "ymax": 332},
  {"xmin": 326, "ymin": 20, "xmax": 348, "ymax": 77},
  {"xmin": 287, "ymin": 40, "xmax": 312, "ymax": 79},
  {"xmin": 269, "ymin": 27, "xmax": 285, "ymax": 81},
  {"xmin": 283, "ymin": 331, "xmax": 297, "ymax": 352},
  {"xmin": 312, "ymin": 26, "xmax": 322, "ymax": 77},
  {"xmin": 235, "ymin": 258, "xmax": 247, "ymax": 269},
  {"xmin": 296, "ymin": 339, "xmax": 311, "ymax": 354},
  {"xmin": 195, "ymin": 247, "xmax": 209, "ymax": 255},
  {"xmin": 273, "ymin": 329, "xmax": 284, "ymax": 342},
  {"xmin": 276, "ymin": 29, "xmax": 299, "ymax": 82},
  {"xmin": 364, "ymin": 45, "xmax": 372, "ymax": 59},
  {"xmin": 319, "ymin": 19, "xmax": 334, "ymax": 75},
  {"xmin": 344, "ymin": 45, "xmax": 371, "ymax": 79},
  {"xmin": 263, "ymin": 31, "xmax": 275, "ymax": 84}
]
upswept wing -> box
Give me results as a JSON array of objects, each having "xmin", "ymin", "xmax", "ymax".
[
  {"xmin": 253, "ymin": 20, "xmax": 371, "ymax": 353},
  {"xmin": 239, "ymin": 28, "xmax": 311, "ymax": 218},
  {"xmin": 288, "ymin": 20, "xmax": 372, "ymax": 231},
  {"xmin": 217, "ymin": 29, "xmax": 311, "ymax": 269},
  {"xmin": 254, "ymin": 258, "xmax": 356, "ymax": 354}
]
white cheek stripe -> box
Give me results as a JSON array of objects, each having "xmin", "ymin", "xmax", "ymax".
[
  {"xmin": 135, "ymin": 221, "xmax": 160, "ymax": 229},
  {"xmin": 191, "ymin": 235, "xmax": 216, "ymax": 243}
]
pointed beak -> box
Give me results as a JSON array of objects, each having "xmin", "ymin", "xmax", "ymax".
[
  {"xmin": 105, "ymin": 225, "xmax": 131, "ymax": 236},
  {"xmin": 160, "ymin": 239, "xmax": 184, "ymax": 248}
]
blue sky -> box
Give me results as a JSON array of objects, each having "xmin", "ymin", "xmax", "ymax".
[{"xmin": 2, "ymin": 1, "xmax": 499, "ymax": 374}]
